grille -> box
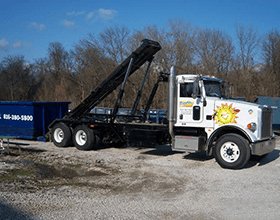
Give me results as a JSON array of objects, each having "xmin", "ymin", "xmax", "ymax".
[{"xmin": 261, "ymin": 107, "xmax": 273, "ymax": 139}]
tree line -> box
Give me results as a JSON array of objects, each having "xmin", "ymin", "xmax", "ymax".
[{"xmin": 0, "ymin": 21, "xmax": 280, "ymax": 109}]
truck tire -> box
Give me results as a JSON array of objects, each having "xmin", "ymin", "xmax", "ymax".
[
  {"xmin": 214, "ymin": 133, "xmax": 251, "ymax": 169},
  {"xmin": 51, "ymin": 123, "xmax": 72, "ymax": 147},
  {"xmin": 73, "ymin": 125, "xmax": 96, "ymax": 151}
]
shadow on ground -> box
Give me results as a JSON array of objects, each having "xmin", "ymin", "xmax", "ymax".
[
  {"xmin": 4, "ymin": 141, "xmax": 30, "ymax": 146},
  {"xmin": 183, "ymin": 152, "xmax": 213, "ymax": 161},
  {"xmin": 1, "ymin": 145, "xmax": 46, "ymax": 157},
  {"xmin": 140, "ymin": 145, "xmax": 213, "ymax": 161},
  {"xmin": 0, "ymin": 200, "xmax": 36, "ymax": 220},
  {"xmin": 245, "ymin": 149, "xmax": 280, "ymax": 168},
  {"xmin": 140, "ymin": 145, "xmax": 178, "ymax": 156}
]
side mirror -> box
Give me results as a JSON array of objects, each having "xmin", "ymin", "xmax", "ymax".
[
  {"xmin": 192, "ymin": 78, "xmax": 207, "ymax": 107},
  {"xmin": 192, "ymin": 78, "xmax": 200, "ymax": 99},
  {"xmin": 203, "ymin": 99, "xmax": 207, "ymax": 107}
]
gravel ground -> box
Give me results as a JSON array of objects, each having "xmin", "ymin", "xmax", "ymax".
[{"xmin": 0, "ymin": 136, "xmax": 280, "ymax": 220}]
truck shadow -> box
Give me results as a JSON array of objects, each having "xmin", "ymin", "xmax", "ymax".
[
  {"xmin": 140, "ymin": 145, "xmax": 178, "ymax": 156},
  {"xmin": 245, "ymin": 149, "xmax": 280, "ymax": 168},
  {"xmin": 0, "ymin": 200, "xmax": 36, "ymax": 220},
  {"xmin": 140, "ymin": 146, "xmax": 280, "ymax": 166},
  {"xmin": 140, "ymin": 145, "xmax": 212, "ymax": 160},
  {"xmin": 183, "ymin": 152, "xmax": 213, "ymax": 161},
  {"xmin": 1, "ymin": 143, "xmax": 46, "ymax": 157},
  {"xmin": 3, "ymin": 141, "xmax": 30, "ymax": 146}
]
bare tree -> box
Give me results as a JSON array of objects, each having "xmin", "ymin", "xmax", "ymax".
[
  {"xmin": 47, "ymin": 42, "xmax": 72, "ymax": 75},
  {"xmin": 236, "ymin": 25, "xmax": 259, "ymax": 71},
  {"xmin": 165, "ymin": 20, "xmax": 195, "ymax": 71},
  {"xmin": 35, "ymin": 42, "xmax": 75, "ymax": 102},
  {"xmin": 262, "ymin": 30, "xmax": 280, "ymax": 96},
  {"xmin": 194, "ymin": 29, "xmax": 234, "ymax": 76},
  {"xmin": 98, "ymin": 26, "xmax": 130, "ymax": 63},
  {"xmin": 71, "ymin": 36, "xmax": 116, "ymax": 107},
  {"xmin": 1, "ymin": 23, "xmax": 280, "ymax": 105},
  {"xmin": 228, "ymin": 25, "xmax": 260, "ymax": 100},
  {"xmin": 263, "ymin": 31, "xmax": 280, "ymax": 74},
  {"xmin": 0, "ymin": 56, "xmax": 35, "ymax": 101}
]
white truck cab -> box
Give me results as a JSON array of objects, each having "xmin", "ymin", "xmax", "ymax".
[{"xmin": 168, "ymin": 66, "xmax": 276, "ymax": 169}]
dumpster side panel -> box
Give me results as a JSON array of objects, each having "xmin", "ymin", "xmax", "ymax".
[
  {"xmin": 0, "ymin": 102, "xmax": 35, "ymax": 139},
  {"xmin": 0, "ymin": 101, "xmax": 69, "ymax": 140},
  {"xmin": 41, "ymin": 102, "xmax": 69, "ymax": 137}
]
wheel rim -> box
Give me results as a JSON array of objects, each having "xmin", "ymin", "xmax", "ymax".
[
  {"xmin": 220, "ymin": 141, "xmax": 240, "ymax": 163},
  {"xmin": 53, "ymin": 128, "xmax": 64, "ymax": 143},
  {"xmin": 75, "ymin": 130, "xmax": 87, "ymax": 146}
]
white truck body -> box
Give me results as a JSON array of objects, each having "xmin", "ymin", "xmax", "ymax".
[{"xmin": 168, "ymin": 67, "xmax": 275, "ymax": 168}]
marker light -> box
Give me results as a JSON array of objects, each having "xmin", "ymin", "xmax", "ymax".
[{"xmin": 247, "ymin": 122, "xmax": 257, "ymax": 132}]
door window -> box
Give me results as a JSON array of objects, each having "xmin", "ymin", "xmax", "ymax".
[{"xmin": 180, "ymin": 83, "xmax": 194, "ymax": 97}]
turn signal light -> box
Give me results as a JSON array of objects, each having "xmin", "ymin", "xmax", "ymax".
[{"xmin": 247, "ymin": 122, "xmax": 257, "ymax": 132}]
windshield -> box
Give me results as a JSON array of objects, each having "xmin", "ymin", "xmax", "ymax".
[
  {"xmin": 204, "ymin": 80, "xmax": 223, "ymax": 97},
  {"xmin": 179, "ymin": 79, "xmax": 226, "ymax": 98}
]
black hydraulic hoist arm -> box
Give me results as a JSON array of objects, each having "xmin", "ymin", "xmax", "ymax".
[
  {"xmin": 142, "ymin": 72, "xmax": 169, "ymax": 122},
  {"xmin": 66, "ymin": 39, "xmax": 161, "ymax": 120}
]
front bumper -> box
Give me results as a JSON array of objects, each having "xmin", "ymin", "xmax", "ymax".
[{"xmin": 250, "ymin": 138, "xmax": 276, "ymax": 156}]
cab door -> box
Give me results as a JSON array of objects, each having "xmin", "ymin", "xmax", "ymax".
[{"xmin": 176, "ymin": 82, "xmax": 204, "ymax": 126}]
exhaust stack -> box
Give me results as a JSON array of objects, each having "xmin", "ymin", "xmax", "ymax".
[{"xmin": 168, "ymin": 66, "xmax": 176, "ymax": 139}]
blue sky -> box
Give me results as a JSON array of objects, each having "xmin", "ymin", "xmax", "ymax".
[{"xmin": 0, "ymin": 0, "xmax": 280, "ymax": 62}]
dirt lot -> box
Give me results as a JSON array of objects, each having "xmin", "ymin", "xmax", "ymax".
[{"xmin": 1, "ymin": 137, "xmax": 280, "ymax": 220}]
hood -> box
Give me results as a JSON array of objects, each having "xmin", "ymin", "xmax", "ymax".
[{"xmin": 213, "ymin": 99, "xmax": 261, "ymax": 129}]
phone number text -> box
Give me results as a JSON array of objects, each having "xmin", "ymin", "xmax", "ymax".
[{"xmin": 2, "ymin": 114, "xmax": 33, "ymax": 121}]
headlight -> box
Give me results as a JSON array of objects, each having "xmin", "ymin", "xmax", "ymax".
[{"xmin": 247, "ymin": 122, "xmax": 257, "ymax": 132}]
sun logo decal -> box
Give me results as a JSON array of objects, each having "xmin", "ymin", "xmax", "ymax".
[{"xmin": 214, "ymin": 103, "xmax": 240, "ymax": 125}]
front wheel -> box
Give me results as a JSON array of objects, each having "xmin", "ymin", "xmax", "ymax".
[
  {"xmin": 73, "ymin": 125, "xmax": 97, "ymax": 151},
  {"xmin": 214, "ymin": 133, "xmax": 251, "ymax": 169}
]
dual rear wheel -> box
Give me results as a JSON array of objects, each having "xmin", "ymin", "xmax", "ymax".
[
  {"xmin": 51, "ymin": 123, "xmax": 99, "ymax": 151},
  {"xmin": 73, "ymin": 125, "xmax": 99, "ymax": 151}
]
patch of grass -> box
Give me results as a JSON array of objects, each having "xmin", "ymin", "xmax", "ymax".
[
  {"xmin": 0, "ymin": 158, "xmax": 118, "ymax": 193},
  {"xmin": 0, "ymin": 168, "xmax": 35, "ymax": 182}
]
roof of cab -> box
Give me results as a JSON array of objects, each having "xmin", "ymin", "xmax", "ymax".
[{"xmin": 177, "ymin": 74, "xmax": 223, "ymax": 82}]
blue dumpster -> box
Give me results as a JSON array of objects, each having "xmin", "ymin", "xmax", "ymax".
[
  {"xmin": 148, "ymin": 109, "xmax": 167, "ymax": 123},
  {"xmin": 0, "ymin": 101, "xmax": 70, "ymax": 141}
]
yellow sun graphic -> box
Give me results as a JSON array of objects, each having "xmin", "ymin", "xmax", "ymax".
[{"xmin": 214, "ymin": 103, "xmax": 240, "ymax": 125}]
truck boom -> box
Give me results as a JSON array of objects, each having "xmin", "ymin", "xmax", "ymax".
[{"xmin": 66, "ymin": 39, "xmax": 161, "ymax": 120}]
